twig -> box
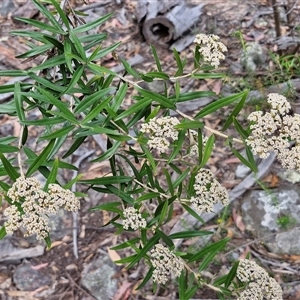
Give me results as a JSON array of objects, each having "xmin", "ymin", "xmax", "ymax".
[
  {"xmin": 71, "ymin": 150, "xmax": 95, "ymax": 258},
  {"xmin": 65, "ymin": 272, "xmax": 96, "ymax": 299},
  {"xmin": 272, "ymin": 0, "xmax": 282, "ymax": 38}
]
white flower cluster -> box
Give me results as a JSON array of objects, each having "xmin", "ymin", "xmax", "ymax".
[
  {"xmin": 194, "ymin": 33, "xmax": 227, "ymax": 67},
  {"xmin": 190, "ymin": 169, "xmax": 229, "ymax": 213},
  {"xmin": 237, "ymin": 259, "xmax": 282, "ymax": 300},
  {"xmin": 150, "ymin": 244, "xmax": 184, "ymax": 284},
  {"xmin": 140, "ymin": 116, "xmax": 180, "ymax": 153},
  {"xmin": 246, "ymin": 93, "xmax": 300, "ymax": 171},
  {"xmin": 122, "ymin": 207, "xmax": 146, "ymax": 230},
  {"xmin": 5, "ymin": 177, "xmax": 80, "ymax": 240}
]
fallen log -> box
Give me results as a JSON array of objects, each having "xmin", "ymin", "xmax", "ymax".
[{"xmin": 136, "ymin": 0, "xmax": 204, "ymax": 50}]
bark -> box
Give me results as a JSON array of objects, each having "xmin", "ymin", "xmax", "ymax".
[{"xmin": 136, "ymin": 0, "xmax": 204, "ymax": 50}]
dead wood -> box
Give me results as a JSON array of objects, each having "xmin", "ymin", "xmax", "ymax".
[{"xmin": 136, "ymin": 0, "xmax": 204, "ymax": 49}]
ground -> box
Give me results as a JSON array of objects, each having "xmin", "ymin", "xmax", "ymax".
[{"xmin": 0, "ymin": 0, "xmax": 300, "ymax": 299}]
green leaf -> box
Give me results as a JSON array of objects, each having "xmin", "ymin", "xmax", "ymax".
[
  {"xmin": 79, "ymin": 176, "xmax": 132, "ymax": 185},
  {"xmin": 0, "ymin": 70, "xmax": 27, "ymax": 77},
  {"xmin": 188, "ymin": 238, "xmax": 230, "ymax": 263},
  {"xmin": 44, "ymin": 158, "xmax": 59, "ymax": 190},
  {"xmin": 192, "ymin": 73, "xmax": 225, "ymax": 79},
  {"xmin": 13, "ymin": 17, "xmax": 64, "ymax": 34},
  {"xmin": 0, "ymin": 145, "xmax": 19, "ymax": 153},
  {"xmin": 172, "ymin": 168, "xmax": 190, "ymax": 189},
  {"xmin": 16, "ymin": 44, "xmax": 53, "ymax": 59},
  {"xmin": 73, "ymin": 13, "xmax": 113, "ymax": 33},
  {"xmin": 0, "ymin": 137, "xmax": 17, "ymax": 144},
  {"xmin": 150, "ymin": 45, "xmax": 162, "ymax": 72},
  {"xmin": 195, "ymin": 91, "xmax": 246, "ymax": 118},
  {"xmin": 91, "ymin": 141, "xmax": 122, "ymax": 162},
  {"xmin": 127, "ymin": 234, "xmax": 160, "ymax": 269},
  {"xmin": 231, "ymin": 148, "xmax": 257, "ymax": 173},
  {"xmin": 0, "ymin": 226, "xmax": 7, "ymax": 240},
  {"xmin": 31, "ymin": 0, "xmax": 63, "ymax": 30},
  {"xmin": 75, "ymin": 87, "xmax": 115, "ymax": 113},
  {"xmin": 167, "ymin": 129, "xmax": 186, "ymax": 164},
  {"xmin": 29, "ymin": 54, "xmax": 66, "ymax": 72},
  {"xmin": 163, "ymin": 168, "xmax": 174, "ymax": 196},
  {"xmin": 92, "ymin": 42, "xmax": 121, "ymax": 61},
  {"xmin": 246, "ymin": 145, "xmax": 257, "ymax": 172},
  {"xmin": 136, "ymin": 267, "xmax": 154, "ymax": 290},
  {"xmin": 200, "ymin": 134, "xmax": 215, "ymax": 168},
  {"xmin": 173, "ymin": 48, "xmax": 183, "ymax": 76},
  {"xmin": 90, "ymin": 202, "xmax": 122, "ymax": 214},
  {"xmin": 64, "ymin": 39, "xmax": 73, "ymax": 72},
  {"xmin": 39, "ymin": 125, "xmax": 75, "ymax": 141},
  {"xmin": 0, "ymin": 152, "xmax": 19, "ymax": 181},
  {"xmin": 70, "ymin": 31, "xmax": 86, "ymax": 61},
  {"xmin": 155, "ymin": 228, "xmax": 174, "ymax": 248},
  {"xmin": 119, "ymin": 57, "xmax": 140, "ymax": 79},
  {"xmin": 225, "ymin": 260, "xmax": 239, "ymax": 288},
  {"xmin": 182, "ymin": 203, "xmax": 204, "ymax": 224},
  {"xmin": 233, "ymin": 118, "xmax": 249, "ymax": 140},
  {"xmin": 169, "ymin": 230, "xmax": 213, "ymax": 239},
  {"xmin": 184, "ymin": 286, "xmax": 198, "ymax": 300},
  {"xmin": 222, "ymin": 90, "xmax": 248, "ymax": 131},
  {"xmin": 0, "ymin": 100, "xmax": 16, "ymax": 114},
  {"xmin": 175, "ymin": 81, "xmax": 180, "ymax": 102},
  {"xmin": 111, "ymin": 83, "xmax": 128, "ymax": 112},
  {"xmin": 36, "ymin": 86, "xmax": 78, "ymax": 123},
  {"xmin": 61, "ymin": 65, "xmax": 84, "ymax": 96},
  {"xmin": 62, "ymin": 136, "xmax": 86, "ymax": 158},
  {"xmin": 136, "ymin": 192, "xmax": 160, "ymax": 202},
  {"xmin": 87, "ymin": 62, "xmax": 117, "ymax": 76},
  {"xmin": 21, "ymin": 117, "xmax": 65, "ymax": 126},
  {"xmin": 174, "ymin": 120, "xmax": 204, "ymax": 130},
  {"xmin": 105, "ymin": 185, "xmax": 134, "ymax": 205},
  {"xmin": 110, "ymin": 238, "xmax": 140, "ymax": 250},
  {"xmin": 81, "ymin": 96, "xmax": 113, "ymax": 124},
  {"xmin": 50, "ymin": 0, "xmax": 70, "ymax": 30},
  {"xmin": 169, "ymin": 91, "xmax": 215, "ymax": 103},
  {"xmin": 157, "ymin": 200, "xmax": 169, "ymax": 226},
  {"xmin": 145, "ymin": 72, "xmax": 169, "ymax": 80},
  {"xmin": 114, "ymin": 97, "xmax": 152, "ymax": 121},
  {"xmin": 26, "ymin": 139, "xmax": 56, "ymax": 177},
  {"xmin": 137, "ymin": 87, "xmax": 175, "ymax": 109}
]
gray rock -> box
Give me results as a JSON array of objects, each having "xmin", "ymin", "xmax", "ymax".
[
  {"xmin": 241, "ymin": 186, "xmax": 300, "ymax": 254},
  {"xmin": 0, "ymin": 238, "xmax": 44, "ymax": 263},
  {"xmin": 241, "ymin": 42, "xmax": 266, "ymax": 72},
  {"xmin": 81, "ymin": 254, "xmax": 118, "ymax": 300},
  {"xmin": 0, "ymin": 0, "xmax": 15, "ymax": 17},
  {"xmin": 13, "ymin": 263, "xmax": 53, "ymax": 291}
]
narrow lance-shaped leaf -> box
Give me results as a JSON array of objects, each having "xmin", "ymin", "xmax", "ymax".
[
  {"xmin": 150, "ymin": 45, "xmax": 162, "ymax": 72},
  {"xmin": 200, "ymin": 134, "xmax": 215, "ymax": 168},
  {"xmin": 26, "ymin": 139, "xmax": 56, "ymax": 177},
  {"xmin": 44, "ymin": 158, "xmax": 59, "ymax": 190},
  {"xmin": 195, "ymin": 91, "xmax": 246, "ymax": 118},
  {"xmin": 222, "ymin": 89, "xmax": 249, "ymax": 131},
  {"xmin": 0, "ymin": 152, "xmax": 19, "ymax": 182}
]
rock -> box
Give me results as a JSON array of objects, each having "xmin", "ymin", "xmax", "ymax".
[
  {"xmin": 278, "ymin": 169, "xmax": 300, "ymax": 184},
  {"xmin": 0, "ymin": 0, "xmax": 15, "ymax": 17},
  {"xmin": 81, "ymin": 254, "xmax": 118, "ymax": 300},
  {"xmin": 240, "ymin": 42, "xmax": 266, "ymax": 72},
  {"xmin": 0, "ymin": 238, "xmax": 44, "ymax": 263},
  {"xmin": 241, "ymin": 186, "xmax": 300, "ymax": 254},
  {"xmin": 13, "ymin": 263, "xmax": 53, "ymax": 291}
]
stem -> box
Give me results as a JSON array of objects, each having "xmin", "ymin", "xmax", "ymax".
[
  {"xmin": 176, "ymin": 110, "xmax": 244, "ymax": 144},
  {"xmin": 133, "ymin": 179, "xmax": 170, "ymax": 199}
]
